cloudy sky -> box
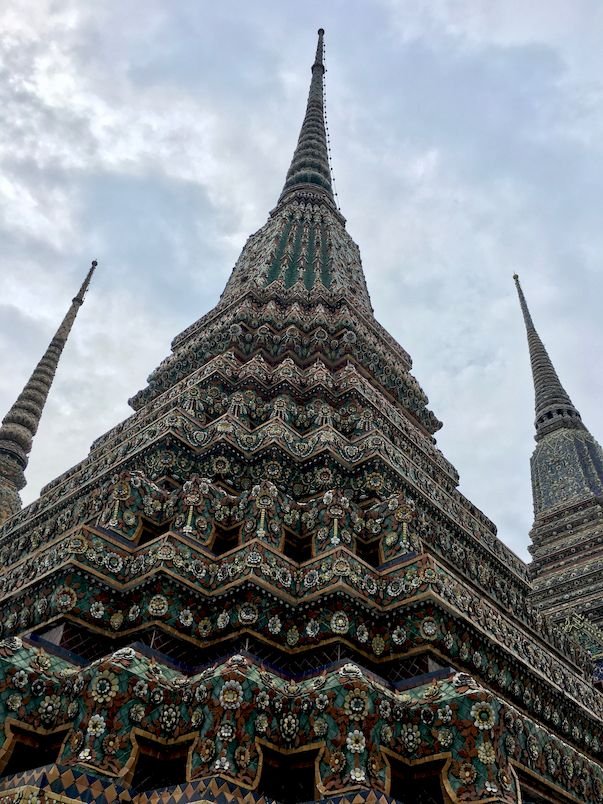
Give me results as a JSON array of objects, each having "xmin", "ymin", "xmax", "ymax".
[{"xmin": 1, "ymin": 1, "xmax": 602, "ymax": 560}]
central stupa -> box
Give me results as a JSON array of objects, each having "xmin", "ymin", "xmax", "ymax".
[{"xmin": 0, "ymin": 28, "xmax": 601, "ymax": 804}]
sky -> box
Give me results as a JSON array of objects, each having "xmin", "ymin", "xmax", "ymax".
[{"xmin": 1, "ymin": 0, "xmax": 602, "ymax": 561}]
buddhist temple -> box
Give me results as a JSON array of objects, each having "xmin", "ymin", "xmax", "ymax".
[
  {"xmin": 514, "ymin": 275, "xmax": 603, "ymax": 688},
  {"xmin": 0, "ymin": 28, "xmax": 601, "ymax": 804}
]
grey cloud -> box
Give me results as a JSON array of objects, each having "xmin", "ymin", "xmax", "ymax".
[{"xmin": 1, "ymin": 1, "xmax": 602, "ymax": 563}]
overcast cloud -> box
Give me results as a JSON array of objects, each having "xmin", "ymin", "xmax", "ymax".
[{"xmin": 1, "ymin": 0, "xmax": 602, "ymax": 561}]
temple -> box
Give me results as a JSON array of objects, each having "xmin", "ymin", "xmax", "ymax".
[
  {"xmin": 0, "ymin": 261, "xmax": 96, "ymax": 526},
  {"xmin": 513, "ymin": 275, "xmax": 603, "ymax": 686},
  {"xmin": 0, "ymin": 29, "xmax": 601, "ymax": 804}
]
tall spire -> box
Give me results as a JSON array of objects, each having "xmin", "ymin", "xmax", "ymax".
[
  {"xmin": 210, "ymin": 28, "xmax": 376, "ymax": 314},
  {"xmin": 0, "ymin": 260, "xmax": 97, "ymax": 525},
  {"xmin": 513, "ymin": 274, "xmax": 584, "ymax": 441},
  {"xmin": 515, "ymin": 277, "xmax": 603, "ymax": 627},
  {"xmin": 277, "ymin": 28, "xmax": 335, "ymax": 206}
]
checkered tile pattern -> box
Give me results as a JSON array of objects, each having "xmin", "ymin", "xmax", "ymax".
[
  {"xmin": 133, "ymin": 775, "xmax": 275, "ymax": 802},
  {"xmin": 0, "ymin": 764, "xmax": 131, "ymax": 803},
  {"xmin": 0, "ymin": 768, "xmax": 397, "ymax": 803}
]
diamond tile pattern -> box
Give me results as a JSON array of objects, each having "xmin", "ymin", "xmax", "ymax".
[{"xmin": 0, "ymin": 769, "xmax": 400, "ymax": 803}]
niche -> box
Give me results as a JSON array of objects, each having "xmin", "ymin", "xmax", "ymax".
[
  {"xmin": 131, "ymin": 735, "xmax": 191, "ymax": 792},
  {"xmin": 212, "ymin": 525, "xmax": 240, "ymax": 555},
  {"xmin": 388, "ymin": 756, "xmax": 445, "ymax": 804},
  {"xmin": 282, "ymin": 530, "xmax": 312, "ymax": 563},
  {"xmin": 1, "ymin": 725, "xmax": 67, "ymax": 778},
  {"xmin": 355, "ymin": 536, "xmax": 381, "ymax": 568},
  {"xmin": 137, "ymin": 519, "xmax": 165, "ymax": 546},
  {"xmin": 258, "ymin": 745, "xmax": 317, "ymax": 803}
]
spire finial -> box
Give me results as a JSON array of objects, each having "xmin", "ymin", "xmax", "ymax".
[
  {"xmin": 513, "ymin": 273, "xmax": 536, "ymax": 331},
  {"xmin": 314, "ymin": 28, "xmax": 325, "ymax": 68},
  {"xmin": 74, "ymin": 260, "xmax": 97, "ymax": 303},
  {"xmin": 513, "ymin": 274, "xmax": 583, "ymax": 440},
  {"xmin": 0, "ymin": 260, "xmax": 97, "ymax": 525},
  {"xmin": 277, "ymin": 28, "xmax": 335, "ymax": 206}
]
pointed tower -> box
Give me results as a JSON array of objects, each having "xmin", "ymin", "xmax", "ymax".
[
  {"xmin": 202, "ymin": 28, "xmax": 378, "ymax": 323},
  {"xmin": 514, "ymin": 275, "xmax": 603, "ymax": 631},
  {"xmin": 513, "ymin": 274, "xmax": 586, "ymax": 441},
  {"xmin": 278, "ymin": 28, "xmax": 335, "ymax": 206},
  {"xmin": 0, "ymin": 261, "xmax": 96, "ymax": 525},
  {"xmin": 0, "ymin": 32, "xmax": 601, "ymax": 804}
]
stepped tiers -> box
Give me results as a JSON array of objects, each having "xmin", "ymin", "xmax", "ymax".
[
  {"xmin": 512, "ymin": 277, "xmax": 603, "ymax": 680},
  {"xmin": 0, "ymin": 30, "xmax": 601, "ymax": 804},
  {"xmin": 0, "ymin": 261, "xmax": 96, "ymax": 526}
]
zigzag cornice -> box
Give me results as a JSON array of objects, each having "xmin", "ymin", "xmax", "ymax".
[
  {"xmin": 2, "ymin": 525, "xmax": 534, "ymax": 650},
  {"xmin": 1, "ymin": 549, "xmax": 601, "ymax": 748},
  {"xmin": 176, "ymin": 299, "xmax": 415, "ymax": 387},
  {"xmin": 130, "ymin": 296, "xmax": 438, "ymax": 433},
  {"xmin": 88, "ymin": 370, "xmax": 456, "ymax": 489},
  {"xmin": 0, "ymin": 457, "xmax": 547, "ymax": 662},
  {"xmin": 3, "ymin": 430, "xmax": 525, "ymax": 632},
  {"xmin": 1, "ymin": 539, "xmax": 420, "ymax": 622},
  {"xmin": 89, "ymin": 355, "xmax": 455, "ymax": 484},
  {"xmin": 4, "ymin": 640, "xmax": 601, "ymax": 801},
  {"xmin": 216, "ymin": 284, "xmax": 408, "ymax": 371},
  {"xmin": 139, "ymin": 415, "xmax": 500, "ymax": 558},
  {"xmin": 172, "ymin": 282, "xmax": 360, "ymax": 351},
  {"xmin": 6, "ymin": 352, "xmax": 469, "ymax": 541},
  {"xmin": 0, "ymin": 524, "xmax": 563, "ymax": 663},
  {"xmin": 225, "ymin": 293, "xmax": 410, "ymax": 370},
  {"xmin": 2, "ymin": 413, "xmax": 507, "ymax": 580},
  {"xmin": 0, "ymin": 527, "xmax": 596, "ymax": 717}
]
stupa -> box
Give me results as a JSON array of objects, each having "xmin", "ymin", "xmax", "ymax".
[
  {"xmin": 514, "ymin": 275, "xmax": 603, "ymax": 689},
  {"xmin": 0, "ymin": 29, "xmax": 601, "ymax": 804}
]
